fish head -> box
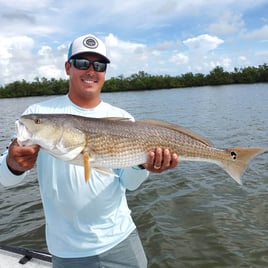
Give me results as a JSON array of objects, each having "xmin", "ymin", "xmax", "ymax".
[{"xmin": 16, "ymin": 114, "xmax": 86, "ymax": 161}]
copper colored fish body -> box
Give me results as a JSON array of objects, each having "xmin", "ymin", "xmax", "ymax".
[{"xmin": 16, "ymin": 113, "xmax": 267, "ymax": 184}]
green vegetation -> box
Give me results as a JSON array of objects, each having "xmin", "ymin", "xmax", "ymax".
[{"xmin": 0, "ymin": 64, "xmax": 267, "ymax": 98}]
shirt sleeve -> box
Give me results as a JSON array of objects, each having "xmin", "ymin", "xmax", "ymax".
[
  {"xmin": 0, "ymin": 152, "xmax": 27, "ymax": 187},
  {"xmin": 0, "ymin": 107, "xmax": 35, "ymax": 187},
  {"xmin": 118, "ymin": 167, "xmax": 149, "ymax": 191}
]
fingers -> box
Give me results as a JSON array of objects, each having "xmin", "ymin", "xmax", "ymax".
[
  {"xmin": 144, "ymin": 148, "xmax": 179, "ymax": 173},
  {"xmin": 169, "ymin": 152, "xmax": 179, "ymax": 169},
  {"xmin": 154, "ymin": 147, "xmax": 163, "ymax": 169}
]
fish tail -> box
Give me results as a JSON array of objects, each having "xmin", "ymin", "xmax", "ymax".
[{"xmin": 218, "ymin": 147, "xmax": 267, "ymax": 184}]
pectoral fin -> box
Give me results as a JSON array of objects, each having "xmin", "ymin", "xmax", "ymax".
[{"xmin": 83, "ymin": 151, "xmax": 91, "ymax": 182}]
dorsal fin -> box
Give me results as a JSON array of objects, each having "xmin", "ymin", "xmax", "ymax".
[
  {"xmin": 138, "ymin": 119, "xmax": 213, "ymax": 147},
  {"xmin": 103, "ymin": 117, "xmax": 133, "ymax": 122}
]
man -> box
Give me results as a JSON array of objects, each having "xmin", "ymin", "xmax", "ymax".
[{"xmin": 0, "ymin": 34, "xmax": 178, "ymax": 268}]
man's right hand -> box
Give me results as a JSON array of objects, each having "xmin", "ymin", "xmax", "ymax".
[{"xmin": 6, "ymin": 139, "xmax": 40, "ymax": 175}]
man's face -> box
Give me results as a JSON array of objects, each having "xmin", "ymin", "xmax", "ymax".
[{"xmin": 65, "ymin": 53, "xmax": 107, "ymax": 101}]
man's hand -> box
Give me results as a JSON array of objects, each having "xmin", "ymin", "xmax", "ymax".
[
  {"xmin": 6, "ymin": 139, "xmax": 40, "ymax": 175},
  {"xmin": 143, "ymin": 148, "xmax": 179, "ymax": 173}
]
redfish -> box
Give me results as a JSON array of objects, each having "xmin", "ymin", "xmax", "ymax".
[{"xmin": 16, "ymin": 114, "xmax": 267, "ymax": 184}]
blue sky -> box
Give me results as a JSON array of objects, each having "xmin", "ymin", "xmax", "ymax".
[{"xmin": 0, "ymin": 0, "xmax": 267, "ymax": 85}]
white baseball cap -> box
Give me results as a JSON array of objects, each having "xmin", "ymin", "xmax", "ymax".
[{"xmin": 67, "ymin": 34, "xmax": 110, "ymax": 63}]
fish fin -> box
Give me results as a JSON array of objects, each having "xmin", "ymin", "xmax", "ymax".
[
  {"xmin": 218, "ymin": 147, "xmax": 267, "ymax": 184},
  {"xmin": 83, "ymin": 151, "xmax": 91, "ymax": 182},
  {"xmin": 138, "ymin": 119, "xmax": 213, "ymax": 147},
  {"xmin": 103, "ymin": 117, "xmax": 133, "ymax": 122},
  {"xmin": 93, "ymin": 167, "xmax": 119, "ymax": 177},
  {"xmin": 54, "ymin": 146, "xmax": 85, "ymax": 161}
]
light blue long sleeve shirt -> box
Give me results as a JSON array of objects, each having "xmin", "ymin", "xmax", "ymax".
[{"xmin": 0, "ymin": 95, "xmax": 149, "ymax": 257}]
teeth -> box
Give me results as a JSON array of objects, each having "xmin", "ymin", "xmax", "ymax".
[
  {"xmin": 82, "ymin": 78, "xmax": 97, "ymax": 84},
  {"xmin": 83, "ymin": 80, "xmax": 94, "ymax": 84}
]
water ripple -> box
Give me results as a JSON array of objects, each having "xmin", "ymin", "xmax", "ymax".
[{"xmin": 0, "ymin": 84, "xmax": 268, "ymax": 267}]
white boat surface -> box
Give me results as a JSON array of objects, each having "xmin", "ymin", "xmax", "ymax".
[{"xmin": 0, "ymin": 245, "xmax": 52, "ymax": 268}]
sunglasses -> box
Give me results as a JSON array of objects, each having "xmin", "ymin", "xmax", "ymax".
[{"xmin": 69, "ymin": 58, "xmax": 107, "ymax": 72}]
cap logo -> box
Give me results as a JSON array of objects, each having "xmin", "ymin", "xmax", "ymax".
[{"xmin": 83, "ymin": 37, "xmax": 98, "ymax": 49}]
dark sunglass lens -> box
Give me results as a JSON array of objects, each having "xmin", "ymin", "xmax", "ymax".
[
  {"xmin": 74, "ymin": 59, "xmax": 90, "ymax": 70},
  {"xmin": 71, "ymin": 59, "xmax": 107, "ymax": 72},
  {"xmin": 93, "ymin": 62, "xmax": 107, "ymax": 72}
]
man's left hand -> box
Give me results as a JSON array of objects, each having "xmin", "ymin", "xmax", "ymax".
[{"xmin": 142, "ymin": 148, "xmax": 179, "ymax": 173}]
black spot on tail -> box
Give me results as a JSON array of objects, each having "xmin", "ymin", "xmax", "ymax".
[{"xmin": 231, "ymin": 151, "xmax": 237, "ymax": 160}]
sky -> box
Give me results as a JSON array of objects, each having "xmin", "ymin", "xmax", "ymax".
[{"xmin": 0, "ymin": 0, "xmax": 268, "ymax": 86}]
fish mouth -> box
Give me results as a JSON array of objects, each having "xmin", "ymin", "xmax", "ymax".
[{"xmin": 15, "ymin": 120, "xmax": 33, "ymax": 146}]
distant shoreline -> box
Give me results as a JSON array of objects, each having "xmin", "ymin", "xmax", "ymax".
[{"xmin": 0, "ymin": 64, "xmax": 267, "ymax": 98}]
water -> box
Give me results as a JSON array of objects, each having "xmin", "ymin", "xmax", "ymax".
[{"xmin": 0, "ymin": 84, "xmax": 267, "ymax": 267}]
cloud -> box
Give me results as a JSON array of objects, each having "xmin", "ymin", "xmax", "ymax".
[
  {"xmin": 105, "ymin": 33, "xmax": 148, "ymax": 73},
  {"xmin": 106, "ymin": 34, "xmax": 146, "ymax": 54},
  {"xmin": 0, "ymin": 35, "xmax": 34, "ymax": 83},
  {"xmin": 170, "ymin": 53, "xmax": 189, "ymax": 64},
  {"xmin": 1, "ymin": 12, "xmax": 36, "ymax": 24},
  {"xmin": 183, "ymin": 34, "xmax": 224, "ymax": 52},
  {"xmin": 208, "ymin": 11, "xmax": 245, "ymax": 35},
  {"xmin": 0, "ymin": 0, "xmax": 62, "ymax": 37},
  {"xmin": 243, "ymin": 25, "xmax": 268, "ymax": 41},
  {"xmin": 0, "ymin": 35, "xmax": 34, "ymax": 60},
  {"xmin": 0, "ymin": 0, "xmax": 267, "ymax": 85},
  {"xmin": 37, "ymin": 65, "xmax": 64, "ymax": 79},
  {"xmin": 0, "ymin": 35, "xmax": 67, "ymax": 85},
  {"xmin": 0, "ymin": 0, "xmax": 52, "ymax": 10}
]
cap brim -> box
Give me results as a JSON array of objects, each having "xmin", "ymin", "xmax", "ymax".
[{"xmin": 69, "ymin": 52, "xmax": 110, "ymax": 63}]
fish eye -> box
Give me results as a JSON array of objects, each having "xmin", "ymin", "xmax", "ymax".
[{"xmin": 34, "ymin": 118, "xmax": 41, "ymax": 124}]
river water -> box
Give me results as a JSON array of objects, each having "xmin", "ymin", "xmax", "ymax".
[{"xmin": 0, "ymin": 83, "xmax": 267, "ymax": 267}]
